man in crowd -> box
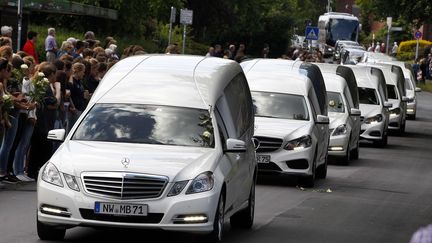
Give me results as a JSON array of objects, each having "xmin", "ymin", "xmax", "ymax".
[
  {"xmin": 1, "ymin": 26, "xmax": 12, "ymax": 38},
  {"xmin": 45, "ymin": 28, "xmax": 57, "ymax": 63},
  {"xmin": 22, "ymin": 31, "xmax": 39, "ymax": 64}
]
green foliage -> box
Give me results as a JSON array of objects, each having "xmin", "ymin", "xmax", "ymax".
[
  {"xmin": 396, "ymin": 40, "xmax": 432, "ymax": 61},
  {"xmin": 418, "ymin": 82, "xmax": 432, "ymax": 92}
]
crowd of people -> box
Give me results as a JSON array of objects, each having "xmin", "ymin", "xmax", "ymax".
[{"xmin": 0, "ymin": 26, "xmax": 150, "ymax": 185}]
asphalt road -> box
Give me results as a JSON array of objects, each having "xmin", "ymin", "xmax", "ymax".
[{"xmin": 1, "ymin": 92, "xmax": 432, "ymax": 243}]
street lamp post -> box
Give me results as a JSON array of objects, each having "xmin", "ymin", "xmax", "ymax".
[
  {"xmin": 386, "ymin": 17, "xmax": 392, "ymax": 55},
  {"xmin": 17, "ymin": 0, "xmax": 24, "ymax": 51}
]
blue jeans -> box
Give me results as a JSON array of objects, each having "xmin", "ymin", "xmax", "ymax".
[
  {"xmin": 0, "ymin": 115, "xmax": 19, "ymax": 174},
  {"xmin": 13, "ymin": 119, "xmax": 35, "ymax": 175}
]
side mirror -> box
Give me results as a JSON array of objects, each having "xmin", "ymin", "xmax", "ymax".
[
  {"xmin": 384, "ymin": 101, "xmax": 393, "ymax": 108},
  {"xmin": 401, "ymin": 96, "xmax": 409, "ymax": 102},
  {"xmin": 415, "ymin": 87, "xmax": 422, "ymax": 92},
  {"xmin": 350, "ymin": 108, "xmax": 361, "ymax": 116},
  {"xmin": 316, "ymin": 115, "xmax": 330, "ymax": 125},
  {"xmin": 47, "ymin": 129, "xmax": 66, "ymax": 141},
  {"xmin": 225, "ymin": 139, "xmax": 247, "ymax": 153},
  {"xmin": 252, "ymin": 138, "xmax": 260, "ymax": 151}
]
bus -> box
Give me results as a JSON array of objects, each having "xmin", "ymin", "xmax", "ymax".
[{"xmin": 318, "ymin": 12, "xmax": 360, "ymax": 57}]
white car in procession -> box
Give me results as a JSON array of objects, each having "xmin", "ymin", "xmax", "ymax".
[
  {"xmin": 359, "ymin": 63, "xmax": 408, "ymax": 134},
  {"xmin": 241, "ymin": 59, "xmax": 329, "ymax": 187},
  {"xmin": 322, "ymin": 73, "xmax": 361, "ymax": 163},
  {"xmin": 37, "ymin": 55, "xmax": 257, "ymax": 242},
  {"xmin": 349, "ymin": 65, "xmax": 391, "ymax": 146},
  {"xmin": 315, "ymin": 64, "xmax": 361, "ymax": 164}
]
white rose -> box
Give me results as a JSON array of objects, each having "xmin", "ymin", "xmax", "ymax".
[
  {"xmin": 3, "ymin": 94, "xmax": 11, "ymax": 101},
  {"xmin": 43, "ymin": 78, "xmax": 49, "ymax": 83},
  {"xmin": 38, "ymin": 72, "xmax": 45, "ymax": 77},
  {"xmin": 202, "ymin": 131, "xmax": 211, "ymax": 138},
  {"xmin": 21, "ymin": 64, "xmax": 28, "ymax": 69}
]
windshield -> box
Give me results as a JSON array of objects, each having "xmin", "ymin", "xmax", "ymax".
[
  {"xmin": 327, "ymin": 18, "xmax": 359, "ymax": 46},
  {"xmin": 358, "ymin": 87, "xmax": 379, "ymax": 105},
  {"xmin": 327, "ymin": 92, "xmax": 345, "ymax": 113},
  {"xmin": 251, "ymin": 91, "xmax": 309, "ymax": 120},
  {"xmin": 72, "ymin": 104, "xmax": 214, "ymax": 148},
  {"xmin": 387, "ymin": 84, "xmax": 398, "ymax": 99},
  {"xmin": 405, "ymin": 78, "xmax": 413, "ymax": 90}
]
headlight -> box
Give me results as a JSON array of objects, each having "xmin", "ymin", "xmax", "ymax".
[
  {"xmin": 284, "ymin": 135, "xmax": 312, "ymax": 150},
  {"xmin": 42, "ymin": 163, "xmax": 63, "ymax": 187},
  {"xmin": 364, "ymin": 114, "xmax": 383, "ymax": 124},
  {"xmin": 332, "ymin": 124, "xmax": 347, "ymax": 136},
  {"xmin": 167, "ymin": 180, "xmax": 188, "ymax": 197},
  {"xmin": 186, "ymin": 172, "xmax": 214, "ymax": 194},
  {"xmin": 390, "ymin": 108, "xmax": 401, "ymax": 117},
  {"xmin": 63, "ymin": 173, "xmax": 80, "ymax": 191}
]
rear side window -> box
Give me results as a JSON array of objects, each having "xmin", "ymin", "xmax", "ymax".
[
  {"xmin": 358, "ymin": 87, "xmax": 379, "ymax": 105},
  {"xmin": 223, "ymin": 74, "xmax": 253, "ymax": 137},
  {"xmin": 387, "ymin": 84, "xmax": 398, "ymax": 99}
]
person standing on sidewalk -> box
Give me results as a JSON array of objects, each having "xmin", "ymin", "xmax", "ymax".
[{"xmin": 45, "ymin": 28, "xmax": 57, "ymax": 63}]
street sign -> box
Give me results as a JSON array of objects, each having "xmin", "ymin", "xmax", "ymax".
[
  {"xmin": 180, "ymin": 9, "xmax": 193, "ymax": 25},
  {"xmin": 391, "ymin": 27, "xmax": 403, "ymax": 32},
  {"xmin": 415, "ymin": 31, "xmax": 422, "ymax": 39},
  {"xmin": 386, "ymin": 17, "xmax": 392, "ymax": 28},
  {"xmin": 305, "ymin": 26, "xmax": 319, "ymax": 40}
]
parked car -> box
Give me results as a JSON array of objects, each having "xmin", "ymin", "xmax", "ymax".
[
  {"xmin": 241, "ymin": 59, "xmax": 329, "ymax": 187},
  {"xmin": 349, "ymin": 65, "xmax": 391, "ymax": 146},
  {"xmin": 316, "ymin": 64, "xmax": 361, "ymax": 164},
  {"xmin": 37, "ymin": 55, "xmax": 257, "ymax": 242},
  {"xmin": 359, "ymin": 63, "xmax": 408, "ymax": 134},
  {"xmin": 334, "ymin": 40, "xmax": 363, "ymax": 61}
]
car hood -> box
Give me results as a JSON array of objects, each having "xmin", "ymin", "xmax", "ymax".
[
  {"xmin": 51, "ymin": 141, "xmax": 218, "ymax": 182},
  {"xmin": 328, "ymin": 112, "xmax": 348, "ymax": 129},
  {"xmin": 359, "ymin": 104, "xmax": 382, "ymax": 118},
  {"xmin": 254, "ymin": 117, "xmax": 311, "ymax": 139}
]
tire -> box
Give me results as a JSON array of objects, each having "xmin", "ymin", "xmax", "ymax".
[
  {"xmin": 350, "ymin": 140, "xmax": 359, "ymax": 160},
  {"xmin": 37, "ymin": 216, "xmax": 66, "ymax": 241},
  {"xmin": 205, "ymin": 193, "xmax": 225, "ymax": 243},
  {"xmin": 300, "ymin": 151, "xmax": 316, "ymax": 188},
  {"xmin": 374, "ymin": 131, "xmax": 388, "ymax": 147},
  {"xmin": 230, "ymin": 181, "xmax": 255, "ymax": 229},
  {"xmin": 316, "ymin": 154, "xmax": 328, "ymax": 179},
  {"xmin": 340, "ymin": 143, "xmax": 350, "ymax": 166}
]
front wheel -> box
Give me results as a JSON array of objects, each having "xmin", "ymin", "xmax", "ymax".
[
  {"xmin": 205, "ymin": 193, "xmax": 225, "ymax": 243},
  {"xmin": 230, "ymin": 181, "xmax": 255, "ymax": 229},
  {"xmin": 316, "ymin": 155, "xmax": 328, "ymax": 179},
  {"xmin": 37, "ymin": 216, "xmax": 66, "ymax": 241}
]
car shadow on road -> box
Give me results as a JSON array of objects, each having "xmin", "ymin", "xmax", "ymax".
[{"xmin": 257, "ymin": 174, "xmax": 303, "ymax": 187}]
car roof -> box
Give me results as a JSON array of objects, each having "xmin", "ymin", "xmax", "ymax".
[
  {"xmin": 90, "ymin": 55, "xmax": 243, "ymax": 109},
  {"xmin": 241, "ymin": 59, "xmax": 311, "ymax": 96},
  {"xmin": 348, "ymin": 65, "xmax": 379, "ymax": 88},
  {"xmin": 322, "ymin": 73, "xmax": 346, "ymax": 93}
]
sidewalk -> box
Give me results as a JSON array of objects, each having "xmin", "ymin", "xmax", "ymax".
[{"xmin": 0, "ymin": 181, "xmax": 36, "ymax": 191}]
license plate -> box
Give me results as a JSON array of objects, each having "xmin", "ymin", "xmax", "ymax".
[
  {"xmin": 257, "ymin": 155, "xmax": 270, "ymax": 163},
  {"xmin": 94, "ymin": 202, "xmax": 148, "ymax": 216}
]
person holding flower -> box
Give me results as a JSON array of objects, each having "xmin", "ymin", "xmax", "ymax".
[
  {"xmin": 12, "ymin": 57, "xmax": 37, "ymax": 181},
  {"xmin": 27, "ymin": 62, "xmax": 58, "ymax": 179},
  {"xmin": 0, "ymin": 58, "xmax": 28, "ymax": 183}
]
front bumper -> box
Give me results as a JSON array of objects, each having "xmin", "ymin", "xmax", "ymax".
[
  {"xmin": 37, "ymin": 176, "xmax": 219, "ymax": 233},
  {"xmin": 328, "ymin": 134, "xmax": 349, "ymax": 156},
  {"xmin": 360, "ymin": 120, "xmax": 386, "ymax": 141},
  {"xmin": 257, "ymin": 147, "xmax": 314, "ymax": 177},
  {"xmin": 407, "ymin": 102, "xmax": 416, "ymax": 115},
  {"xmin": 388, "ymin": 113, "xmax": 402, "ymax": 130}
]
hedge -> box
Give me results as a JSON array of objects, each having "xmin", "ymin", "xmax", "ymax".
[{"xmin": 396, "ymin": 40, "xmax": 432, "ymax": 61}]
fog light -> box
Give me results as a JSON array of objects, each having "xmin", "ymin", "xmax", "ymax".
[
  {"xmin": 329, "ymin": 146, "xmax": 344, "ymax": 151},
  {"xmin": 40, "ymin": 204, "xmax": 71, "ymax": 217},
  {"xmin": 173, "ymin": 214, "xmax": 208, "ymax": 224}
]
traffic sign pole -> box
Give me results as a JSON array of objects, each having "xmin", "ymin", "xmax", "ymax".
[
  {"xmin": 415, "ymin": 31, "xmax": 422, "ymax": 60},
  {"xmin": 180, "ymin": 9, "xmax": 193, "ymax": 54},
  {"xmin": 168, "ymin": 6, "xmax": 176, "ymax": 46}
]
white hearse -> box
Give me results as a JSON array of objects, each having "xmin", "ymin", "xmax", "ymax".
[
  {"xmin": 359, "ymin": 63, "xmax": 408, "ymax": 134},
  {"xmin": 349, "ymin": 65, "xmax": 391, "ymax": 146},
  {"xmin": 316, "ymin": 64, "xmax": 361, "ymax": 164},
  {"xmin": 241, "ymin": 59, "xmax": 329, "ymax": 187},
  {"xmin": 37, "ymin": 55, "xmax": 257, "ymax": 242}
]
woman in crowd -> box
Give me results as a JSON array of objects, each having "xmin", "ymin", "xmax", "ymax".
[
  {"xmin": 66, "ymin": 62, "xmax": 86, "ymax": 133},
  {"xmin": 85, "ymin": 58, "xmax": 100, "ymax": 94},
  {"xmin": 27, "ymin": 62, "xmax": 58, "ymax": 179},
  {"xmin": 13, "ymin": 56, "xmax": 37, "ymax": 181}
]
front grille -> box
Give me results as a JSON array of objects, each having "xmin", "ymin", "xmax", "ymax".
[
  {"xmin": 254, "ymin": 136, "xmax": 283, "ymax": 153},
  {"xmin": 79, "ymin": 209, "xmax": 163, "ymax": 223},
  {"xmin": 389, "ymin": 122, "xmax": 399, "ymax": 127},
  {"xmin": 82, "ymin": 172, "xmax": 168, "ymax": 200}
]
